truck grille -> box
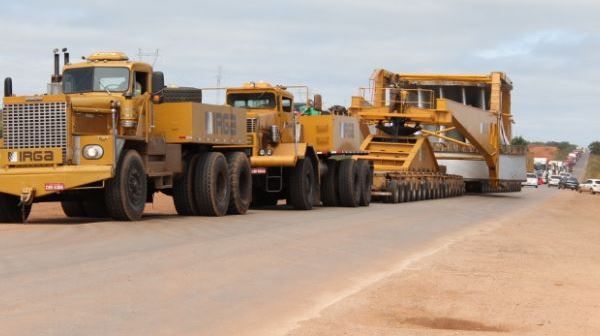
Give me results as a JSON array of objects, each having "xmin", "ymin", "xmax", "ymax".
[
  {"xmin": 2, "ymin": 102, "xmax": 68, "ymax": 162},
  {"xmin": 246, "ymin": 118, "xmax": 257, "ymax": 133}
]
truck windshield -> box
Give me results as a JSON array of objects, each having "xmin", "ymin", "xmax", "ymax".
[
  {"xmin": 63, "ymin": 67, "xmax": 130, "ymax": 94},
  {"xmin": 227, "ymin": 93, "xmax": 276, "ymax": 109}
]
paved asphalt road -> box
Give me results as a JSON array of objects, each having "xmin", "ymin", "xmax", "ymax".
[{"xmin": 0, "ymin": 189, "xmax": 553, "ymax": 336}]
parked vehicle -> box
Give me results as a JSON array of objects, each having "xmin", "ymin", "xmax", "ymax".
[
  {"xmin": 579, "ymin": 179, "xmax": 600, "ymax": 195},
  {"xmin": 522, "ymin": 173, "xmax": 539, "ymax": 188},
  {"xmin": 548, "ymin": 175, "xmax": 561, "ymax": 187},
  {"xmin": 558, "ymin": 177, "xmax": 579, "ymax": 190}
]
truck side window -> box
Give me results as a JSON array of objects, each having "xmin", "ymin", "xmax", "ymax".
[
  {"xmin": 134, "ymin": 72, "xmax": 148, "ymax": 96},
  {"xmin": 282, "ymin": 97, "xmax": 292, "ymax": 112}
]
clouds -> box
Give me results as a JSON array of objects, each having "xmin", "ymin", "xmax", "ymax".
[{"xmin": 0, "ymin": 0, "xmax": 599, "ymax": 145}]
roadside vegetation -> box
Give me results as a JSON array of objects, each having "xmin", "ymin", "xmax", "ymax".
[
  {"xmin": 584, "ymin": 142, "xmax": 600, "ymax": 179},
  {"xmin": 512, "ymin": 136, "xmax": 578, "ymax": 161}
]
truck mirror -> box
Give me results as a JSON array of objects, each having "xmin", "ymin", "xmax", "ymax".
[{"xmin": 4, "ymin": 77, "xmax": 13, "ymax": 97}]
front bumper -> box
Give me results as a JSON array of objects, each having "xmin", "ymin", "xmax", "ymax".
[{"xmin": 0, "ymin": 165, "xmax": 113, "ymax": 199}]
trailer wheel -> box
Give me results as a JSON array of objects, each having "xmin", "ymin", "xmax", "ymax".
[
  {"xmin": 194, "ymin": 152, "xmax": 230, "ymax": 216},
  {"xmin": 289, "ymin": 158, "xmax": 315, "ymax": 210},
  {"xmin": 105, "ymin": 150, "xmax": 147, "ymax": 221},
  {"xmin": 61, "ymin": 201, "xmax": 86, "ymax": 218},
  {"xmin": 226, "ymin": 152, "xmax": 252, "ymax": 215},
  {"xmin": 357, "ymin": 160, "xmax": 372, "ymax": 206},
  {"xmin": 400, "ymin": 183, "xmax": 408, "ymax": 202},
  {"xmin": 385, "ymin": 180, "xmax": 400, "ymax": 203},
  {"xmin": 321, "ymin": 159, "xmax": 339, "ymax": 207},
  {"xmin": 173, "ymin": 154, "xmax": 201, "ymax": 216},
  {"xmin": 0, "ymin": 193, "xmax": 31, "ymax": 223},
  {"xmin": 338, "ymin": 159, "xmax": 360, "ymax": 207}
]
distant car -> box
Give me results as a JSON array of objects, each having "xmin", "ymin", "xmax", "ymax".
[
  {"xmin": 548, "ymin": 175, "xmax": 561, "ymax": 187},
  {"xmin": 558, "ymin": 177, "xmax": 579, "ymax": 190},
  {"xmin": 579, "ymin": 179, "xmax": 600, "ymax": 195},
  {"xmin": 522, "ymin": 173, "xmax": 539, "ymax": 188}
]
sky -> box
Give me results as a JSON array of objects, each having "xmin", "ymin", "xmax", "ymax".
[{"xmin": 0, "ymin": 0, "xmax": 598, "ymax": 146}]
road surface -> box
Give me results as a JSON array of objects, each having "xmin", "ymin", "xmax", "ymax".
[{"xmin": 0, "ymin": 189, "xmax": 552, "ymax": 336}]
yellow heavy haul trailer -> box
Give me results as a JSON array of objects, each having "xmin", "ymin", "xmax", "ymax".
[
  {"xmin": 219, "ymin": 83, "xmax": 373, "ymax": 209},
  {"xmin": 349, "ymin": 69, "xmax": 526, "ymax": 202},
  {"xmin": 0, "ymin": 50, "xmax": 252, "ymax": 222}
]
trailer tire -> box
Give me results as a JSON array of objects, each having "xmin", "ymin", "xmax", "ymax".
[
  {"xmin": 61, "ymin": 201, "xmax": 86, "ymax": 218},
  {"xmin": 194, "ymin": 152, "xmax": 230, "ymax": 216},
  {"xmin": 338, "ymin": 159, "xmax": 360, "ymax": 207},
  {"xmin": 321, "ymin": 159, "xmax": 339, "ymax": 207},
  {"xmin": 226, "ymin": 152, "xmax": 252, "ymax": 215},
  {"xmin": 173, "ymin": 154, "xmax": 200, "ymax": 216},
  {"xmin": 289, "ymin": 158, "xmax": 315, "ymax": 210},
  {"xmin": 0, "ymin": 193, "xmax": 31, "ymax": 223},
  {"xmin": 385, "ymin": 180, "xmax": 400, "ymax": 203},
  {"xmin": 105, "ymin": 150, "xmax": 147, "ymax": 221},
  {"xmin": 357, "ymin": 160, "xmax": 372, "ymax": 206}
]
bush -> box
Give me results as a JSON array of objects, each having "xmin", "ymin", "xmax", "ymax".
[
  {"xmin": 511, "ymin": 136, "xmax": 528, "ymax": 146},
  {"xmin": 589, "ymin": 141, "xmax": 600, "ymax": 155}
]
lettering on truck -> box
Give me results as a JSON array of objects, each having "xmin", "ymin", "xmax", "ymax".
[
  {"xmin": 206, "ymin": 112, "xmax": 237, "ymax": 136},
  {"xmin": 8, "ymin": 150, "xmax": 54, "ymax": 163}
]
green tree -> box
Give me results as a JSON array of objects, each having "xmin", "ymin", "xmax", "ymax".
[
  {"xmin": 589, "ymin": 141, "xmax": 600, "ymax": 155},
  {"xmin": 511, "ymin": 136, "xmax": 528, "ymax": 146}
]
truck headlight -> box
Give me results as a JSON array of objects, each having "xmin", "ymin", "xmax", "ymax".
[{"xmin": 83, "ymin": 145, "xmax": 104, "ymax": 160}]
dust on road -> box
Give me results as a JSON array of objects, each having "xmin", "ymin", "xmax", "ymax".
[{"xmin": 288, "ymin": 189, "xmax": 600, "ymax": 336}]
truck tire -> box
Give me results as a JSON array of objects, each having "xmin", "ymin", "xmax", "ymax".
[
  {"xmin": 338, "ymin": 159, "xmax": 360, "ymax": 207},
  {"xmin": 173, "ymin": 154, "xmax": 201, "ymax": 216},
  {"xmin": 289, "ymin": 158, "xmax": 315, "ymax": 210},
  {"xmin": 105, "ymin": 150, "xmax": 147, "ymax": 221},
  {"xmin": 162, "ymin": 87, "xmax": 202, "ymax": 103},
  {"xmin": 194, "ymin": 152, "xmax": 230, "ymax": 216},
  {"xmin": 399, "ymin": 183, "xmax": 408, "ymax": 203},
  {"xmin": 61, "ymin": 201, "xmax": 86, "ymax": 217},
  {"xmin": 0, "ymin": 193, "xmax": 31, "ymax": 223},
  {"xmin": 321, "ymin": 159, "xmax": 339, "ymax": 207},
  {"xmin": 357, "ymin": 160, "xmax": 372, "ymax": 206},
  {"xmin": 226, "ymin": 152, "xmax": 252, "ymax": 215}
]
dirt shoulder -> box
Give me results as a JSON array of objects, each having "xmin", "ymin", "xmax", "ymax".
[{"xmin": 288, "ymin": 190, "xmax": 600, "ymax": 335}]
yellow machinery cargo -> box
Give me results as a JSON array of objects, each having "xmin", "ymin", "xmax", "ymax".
[
  {"xmin": 349, "ymin": 69, "xmax": 526, "ymax": 202},
  {"xmin": 0, "ymin": 50, "xmax": 251, "ymax": 222}
]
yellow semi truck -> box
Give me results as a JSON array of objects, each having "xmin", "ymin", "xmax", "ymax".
[
  {"xmin": 221, "ymin": 83, "xmax": 372, "ymax": 209},
  {"xmin": 0, "ymin": 50, "xmax": 252, "ymax": 222}
]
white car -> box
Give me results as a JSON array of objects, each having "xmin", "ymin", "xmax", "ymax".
[
  {"xmin": 579, "ymin": 179, "xmax": 600, "ymax": 195},
  {"xmin": 522, "ymin": 173, "xmax": 538, "ymax": 188},
  {"xmin": 548, "ymin": 175, "xmax": 561, "ymax": 187}
]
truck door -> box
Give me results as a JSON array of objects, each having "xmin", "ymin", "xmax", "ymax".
[
  {"xmin": 281, "ymin": 96, "xmax": 294, "ymax": 142},
  {"xmin": 132, "ymin": 71, "xmax": 151, "ymax": 137}
]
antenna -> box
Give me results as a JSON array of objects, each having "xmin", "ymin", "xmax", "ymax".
[
  {"xmin": 137, "ymin": 48, "xmax": 160, "ymax": 66},
  {"xmin": 216, "ymin": 65, "xmax": 223, "ymax": 103}
]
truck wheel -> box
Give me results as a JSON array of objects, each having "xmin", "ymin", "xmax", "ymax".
[
  {"xmin": 400, "ymin": 183, "xmax": 409, "ymax": 202},
  {"xmin": 338, "ymin": 159, "xmax": 360, "ymax": 207},
  {"xmin": 173, "ymin": 154, "xmax": 200, "ymax": 216},
  {"xmin": 357, "ymin": 160, "xmax": 372, "ymax": 206},
  {"xmin": 105, "ymin": 150, "xmax": 147, "ymax": 221},
  {"xmin": 0, "ymin": 193, "xmax": 31, "ymax": 223},
  {"xmin": 321, "ymin": 159, "xmax": 339, "ymax": 207},
  {"xmin": 61, "ymin": 201, "xmax": 86, "ymax": 217},
  {"xmin": 289, "ymin": 158, "xmax": 315, "ymax": 210},
  {"xmin": 226, "ymin": 152, "xmax": 252, "ymax": 215},
  {"xmin": 194, "ymin": 152, "xmax": 230, "ymax": 216}
]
